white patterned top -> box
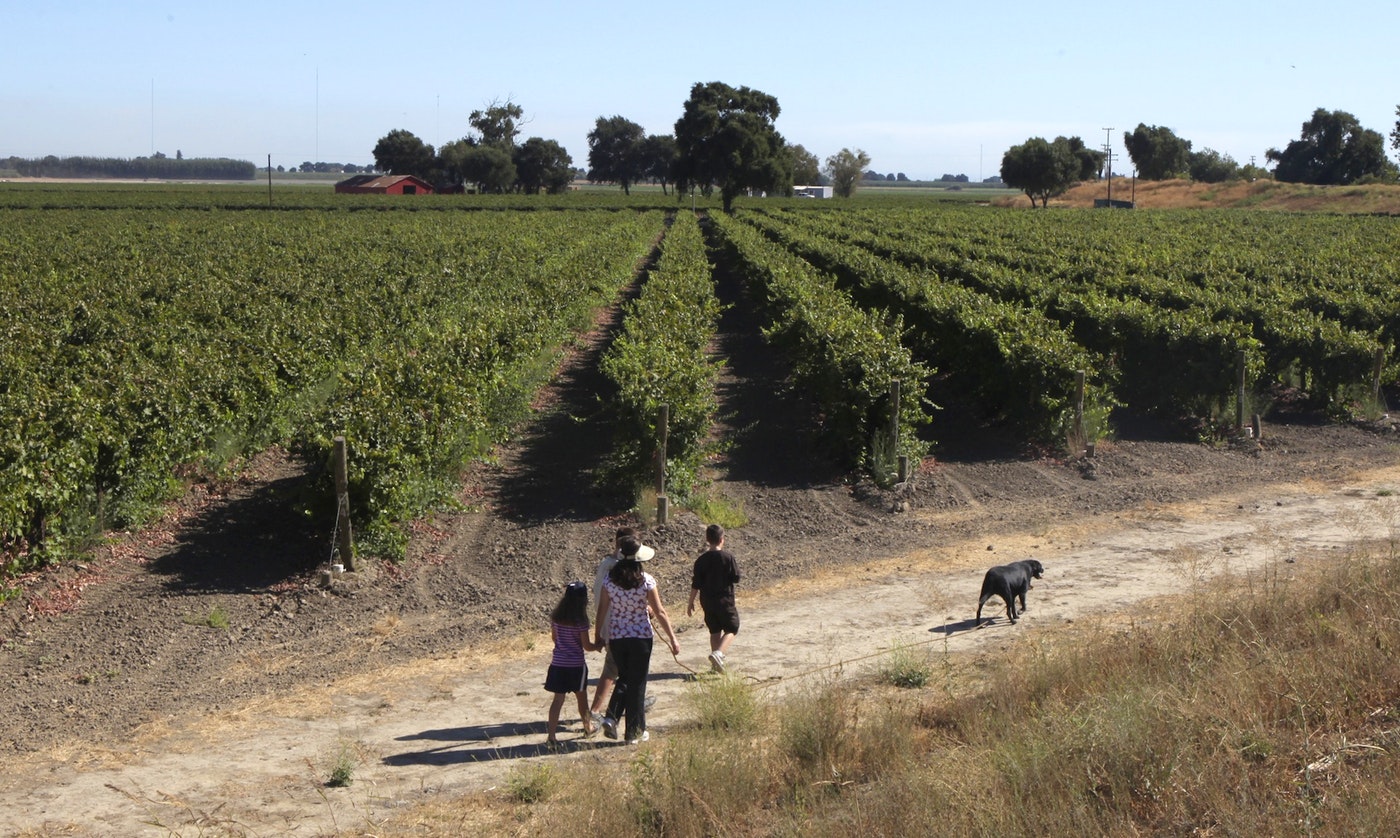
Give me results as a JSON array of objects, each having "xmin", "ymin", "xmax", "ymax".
[{"xmin": 602, "ymin": 573, "xmax": 656, "ymax": 640}]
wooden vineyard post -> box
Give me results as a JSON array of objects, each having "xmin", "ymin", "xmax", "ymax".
[
  {"xmin": 1074, "ymin": 369, "xmax": 1086, "ymax": 454},
  {"xmin": 333, "ymin": 436, "xmax": 355, "ymax": 572},
  {"xmin": 1374, "ymin": 347, "xmax": 1386, "ymax": 408},
  {"xmin": 890, "ymin": 380, "xmax": 907, "ymax": 482},
  {"xmin": 655, "ymin": 405, "xmax": 669, "ymax": 525},
  {"xmin": 1236, "ymin": 350, "xmax": 1248, "ymax": 434}
]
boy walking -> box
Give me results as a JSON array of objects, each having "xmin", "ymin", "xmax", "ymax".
[{"xmin": 687, "ymin": 524, "xmax": 741, "ymax": 673}]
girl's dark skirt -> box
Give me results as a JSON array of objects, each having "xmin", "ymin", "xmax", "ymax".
[{"xmin": 545, "ymin": 663, "xmax": 589, "ymax": 694}]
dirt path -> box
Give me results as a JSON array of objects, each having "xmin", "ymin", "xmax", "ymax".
[{"xmin": 6, "ymin": 462, "xmax": 1400, "ymax": 835}]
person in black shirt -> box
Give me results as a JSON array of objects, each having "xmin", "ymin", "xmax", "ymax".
[{"xmin": 687, "ymin": 524, "xmax": 740, "ymax": 674}]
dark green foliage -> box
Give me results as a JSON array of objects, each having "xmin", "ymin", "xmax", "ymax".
[
  {"xmin": 513, "ymin": 137, "xmax": 573, "ymax": 194},
  {"xmin": 12, "ymin": 155, "xmax": 256, "ymax": 180},
  {"xmin": 1267, "ymin": 108, "xmax": 1393, "ymax": 185},
  {"xmin": 999, "ymin": 136, "xmax": 1096, "ymax": 208},
  {"xmin": 587, "ymin": 116, "xmax": 647, "ymax": 195},
  {"xmin": 1124, "ymin": 124, "xmax": 1192, "ymax": 180},
  {"xmin": 1188, "ymin": 148, "xmax": 1240, "ymax": 183},
  {"xmin": 372, "ymin": 129, "xmax": 436, "ymax": 178},
  {"xmin": 673, "ymin": 82, "xmax": 792, "ymax": 213}
]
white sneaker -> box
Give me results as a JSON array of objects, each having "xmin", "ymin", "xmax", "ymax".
[
  {"xmin": 708, "ymin": 651, "xmax": 725, "ymax": 673},
  {"xmin": 628, "ymin": 730, "xmax": 650, "ymax": 745}
]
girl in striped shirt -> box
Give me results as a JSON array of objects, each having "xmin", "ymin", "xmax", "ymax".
[{"xmin": 545, "ymin": 581, "xmax": 601, "ymax": 746}]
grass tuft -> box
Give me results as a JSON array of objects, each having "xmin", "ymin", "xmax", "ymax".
[{"xmin": 875, "ymin": 641, "xmax": 932, "ymax": 688}]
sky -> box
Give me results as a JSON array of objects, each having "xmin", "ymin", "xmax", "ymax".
[{"xmin": 5, "ymin": 1, "xmax": 1398, "ymax": 181}]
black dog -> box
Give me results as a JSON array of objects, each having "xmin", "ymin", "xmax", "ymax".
[{"xmin": 976, "ymin": 559, "xmax": 1044, "ymax": 625}]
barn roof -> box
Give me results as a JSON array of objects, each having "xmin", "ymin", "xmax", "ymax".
[{"xmin": 334, "ymin": 174, "xmax": 431, "ymax": 191}]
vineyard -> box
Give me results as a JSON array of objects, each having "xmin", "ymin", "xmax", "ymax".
[{"xmin": 2, "ymin": 185, "xmax": 1398, "ymax": 580}]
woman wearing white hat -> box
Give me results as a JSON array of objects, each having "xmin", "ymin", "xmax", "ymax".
[{"xmin": 593, "ymin": 535, "xmax": 679, "ymax": 744}]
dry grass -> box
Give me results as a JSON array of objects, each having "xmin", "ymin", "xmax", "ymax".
[
  {"xmin": 996, "ymin": 178, "xmax": 1400, "ymax": 214},
  {"xmin": 366, "ymin": 541, "xmax": 1400, "ymax": 836}
]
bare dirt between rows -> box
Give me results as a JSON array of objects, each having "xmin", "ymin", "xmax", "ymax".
[{"xmin": 3, "ymin": 240, "xmax": 1399, "ymax": 834}]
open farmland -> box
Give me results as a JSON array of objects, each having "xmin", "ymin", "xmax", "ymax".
[{"xmin": 2, "ymin": 185, "xmax": 1399, "ymax": 834}]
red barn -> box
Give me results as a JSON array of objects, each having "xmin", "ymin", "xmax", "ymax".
[{"xmin": 334, "ymin": 174, "xmax": 435, "ymax": 195}]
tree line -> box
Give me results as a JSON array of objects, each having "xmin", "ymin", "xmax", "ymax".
[
  {"xmin": 1000, "ymin": 106, "xmax": 1400, "ymax": 208},
  {"xmin": 372, "ymin": 82, "xmax": 893, "ymax": 207},
  {"xmin": 7, "ymin": 154, "xmax": 257, "ymax": 180}
]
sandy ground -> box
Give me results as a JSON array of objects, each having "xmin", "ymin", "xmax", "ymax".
[{"xmin": 6, "ymin": 463, "xmax": 1399, "ymax": 835}]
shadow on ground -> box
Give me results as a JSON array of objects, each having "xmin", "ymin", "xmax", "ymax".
[{"xmin": 148, "ymin": 466, "xmax": 323, "ymax": 593}]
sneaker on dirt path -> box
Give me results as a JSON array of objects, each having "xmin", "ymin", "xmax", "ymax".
[
  {"xmin": 601, "ymin": 717, "xmax": 618, "ymax": 740},
  {"xmin": 644, "ymin": 694, "xmax": 657, "ymax": 711},
  {"xmin": 708, "ymin": 651, "xmax": 725, "ymax": 674},
  {"xmin": 627, "ymin": 731, "xmax": 650, "ymax": 745}
]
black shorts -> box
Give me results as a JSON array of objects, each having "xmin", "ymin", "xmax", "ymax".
[
  {"xmin": 544, "ymin": 663, "xmax": 588, "ymax": 694},
  {"xmin": 702, "ymin": 602, "xmax": 740, "ymax": 635}
]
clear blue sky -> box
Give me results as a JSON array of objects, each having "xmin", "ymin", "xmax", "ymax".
[{"xmin": 5, "ymin": 1, "xmax": 1397, "ymax": 181}]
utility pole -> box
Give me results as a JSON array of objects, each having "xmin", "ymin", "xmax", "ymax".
[{"xmin": 1103, "ymin": 127, "xmax": 1114, "ymax": 204}]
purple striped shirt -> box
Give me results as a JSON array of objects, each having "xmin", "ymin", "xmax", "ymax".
[{"xmin": 551, "ymin": 621, "xmax": 588, "ymax": 666}]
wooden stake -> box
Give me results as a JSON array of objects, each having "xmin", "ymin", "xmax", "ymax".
[
  {"xmin": 1236, "ymin": 350, "xmax": 1247, "ymax": 433},
  {"xmin": 1074, "ymin": 369, "xmax": 1086, "ymax": 449},
  {"xmin": 655, "ymin": 405, "xmax": 669, "ymax": 525},
  {"xmin": 333, "ymin": 436, "xmax": 355, "ymax": 572}
]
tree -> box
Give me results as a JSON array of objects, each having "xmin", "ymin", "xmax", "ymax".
[
  {"xmin": 1392, "ymin": 104, "xmax": 1400, "ymax": 157},
  {"xmin": 514, "ymin": 137, "xmax": 574, "ymax": 194},
  {"xmin": 469, "ymin": 99, "xmax": 525, "ymax": 149},
  {"xmin": 788, "ymin": 143, "xmax": 821, "ymax": 186},
  {"xmin": 824, "ymin": 148, "xmax": 871, "ymax": 198},
  {"xmin": 1267, "ymin": 108, "xmax": 1391, "ymax": 185},
  {"xmin": 640, "ymin": 134, "xmax": 677, "ymax": 194},
  {"xmin": 1065, "ymin": 136, "xmax": 1106, "ymax": 181},
  {"xmin": 673, "ymin": 81, "xmax": 791, "ymax": 212},
  {"xmin": 372, "ymin": 129, "xmax": 436, "ymax": 178},
  {"xmin": 587, "ymin": 115, "xmax": 647, "ymax": 194},
  {"xmin": 1123, "ymin": 124, "xmax": 1191, "ymax": 180},
  {"xmin": 440, "ymin": 139, "xmax": 514, "ymax": 193},
  {"xmin": 1188, "ymin": 148, "xmax": 1239, "ymax": 183},
  {"xmin": 1000, "ymin": 136, "xmax": 1088, "ymax": 208}
]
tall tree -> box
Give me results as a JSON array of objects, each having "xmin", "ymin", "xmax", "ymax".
[
  {"xmin": 824, "ymin": 148, "xmax": 871, "ymax": 198},
  {"xmin": 788, "ymin": 143, "xmax": 822, "ymax": 186},
  {"xmin": 587, "ymin": 115, "xmax": 647, "ymax": 194},
  {"xmin": 1267, "ymin": 108, "xmax": 1391, "ymax": 185},
  {"xmin": 640, "ymin": 134, "xmax": 677, "ymax": 194},
  {"xmin": 1000, "ymin": 136, "xmax": 1084, "ymax": 208},
  {"xmin": 1123, "ymin": 124, "xmax": 1191, "ymax": 180},
  {"xmin": 673, "ymin": 81, "xmax": 791, "ymax": 212},
  {"xmin": 513, "ymin": 137, "xmax": 574, "ymax": 194},
  {"xmin": 372, "ymin": 129, "xmax": 436, "ymax": 178},
  {"xmin": 469, "ymin": 99, "xmax": 525, "ymax": 149}
]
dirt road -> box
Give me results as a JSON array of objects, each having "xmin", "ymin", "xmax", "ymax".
[{"xmin": 6, "ymin": 460, "xmax": 1399, "ymax": 835}]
